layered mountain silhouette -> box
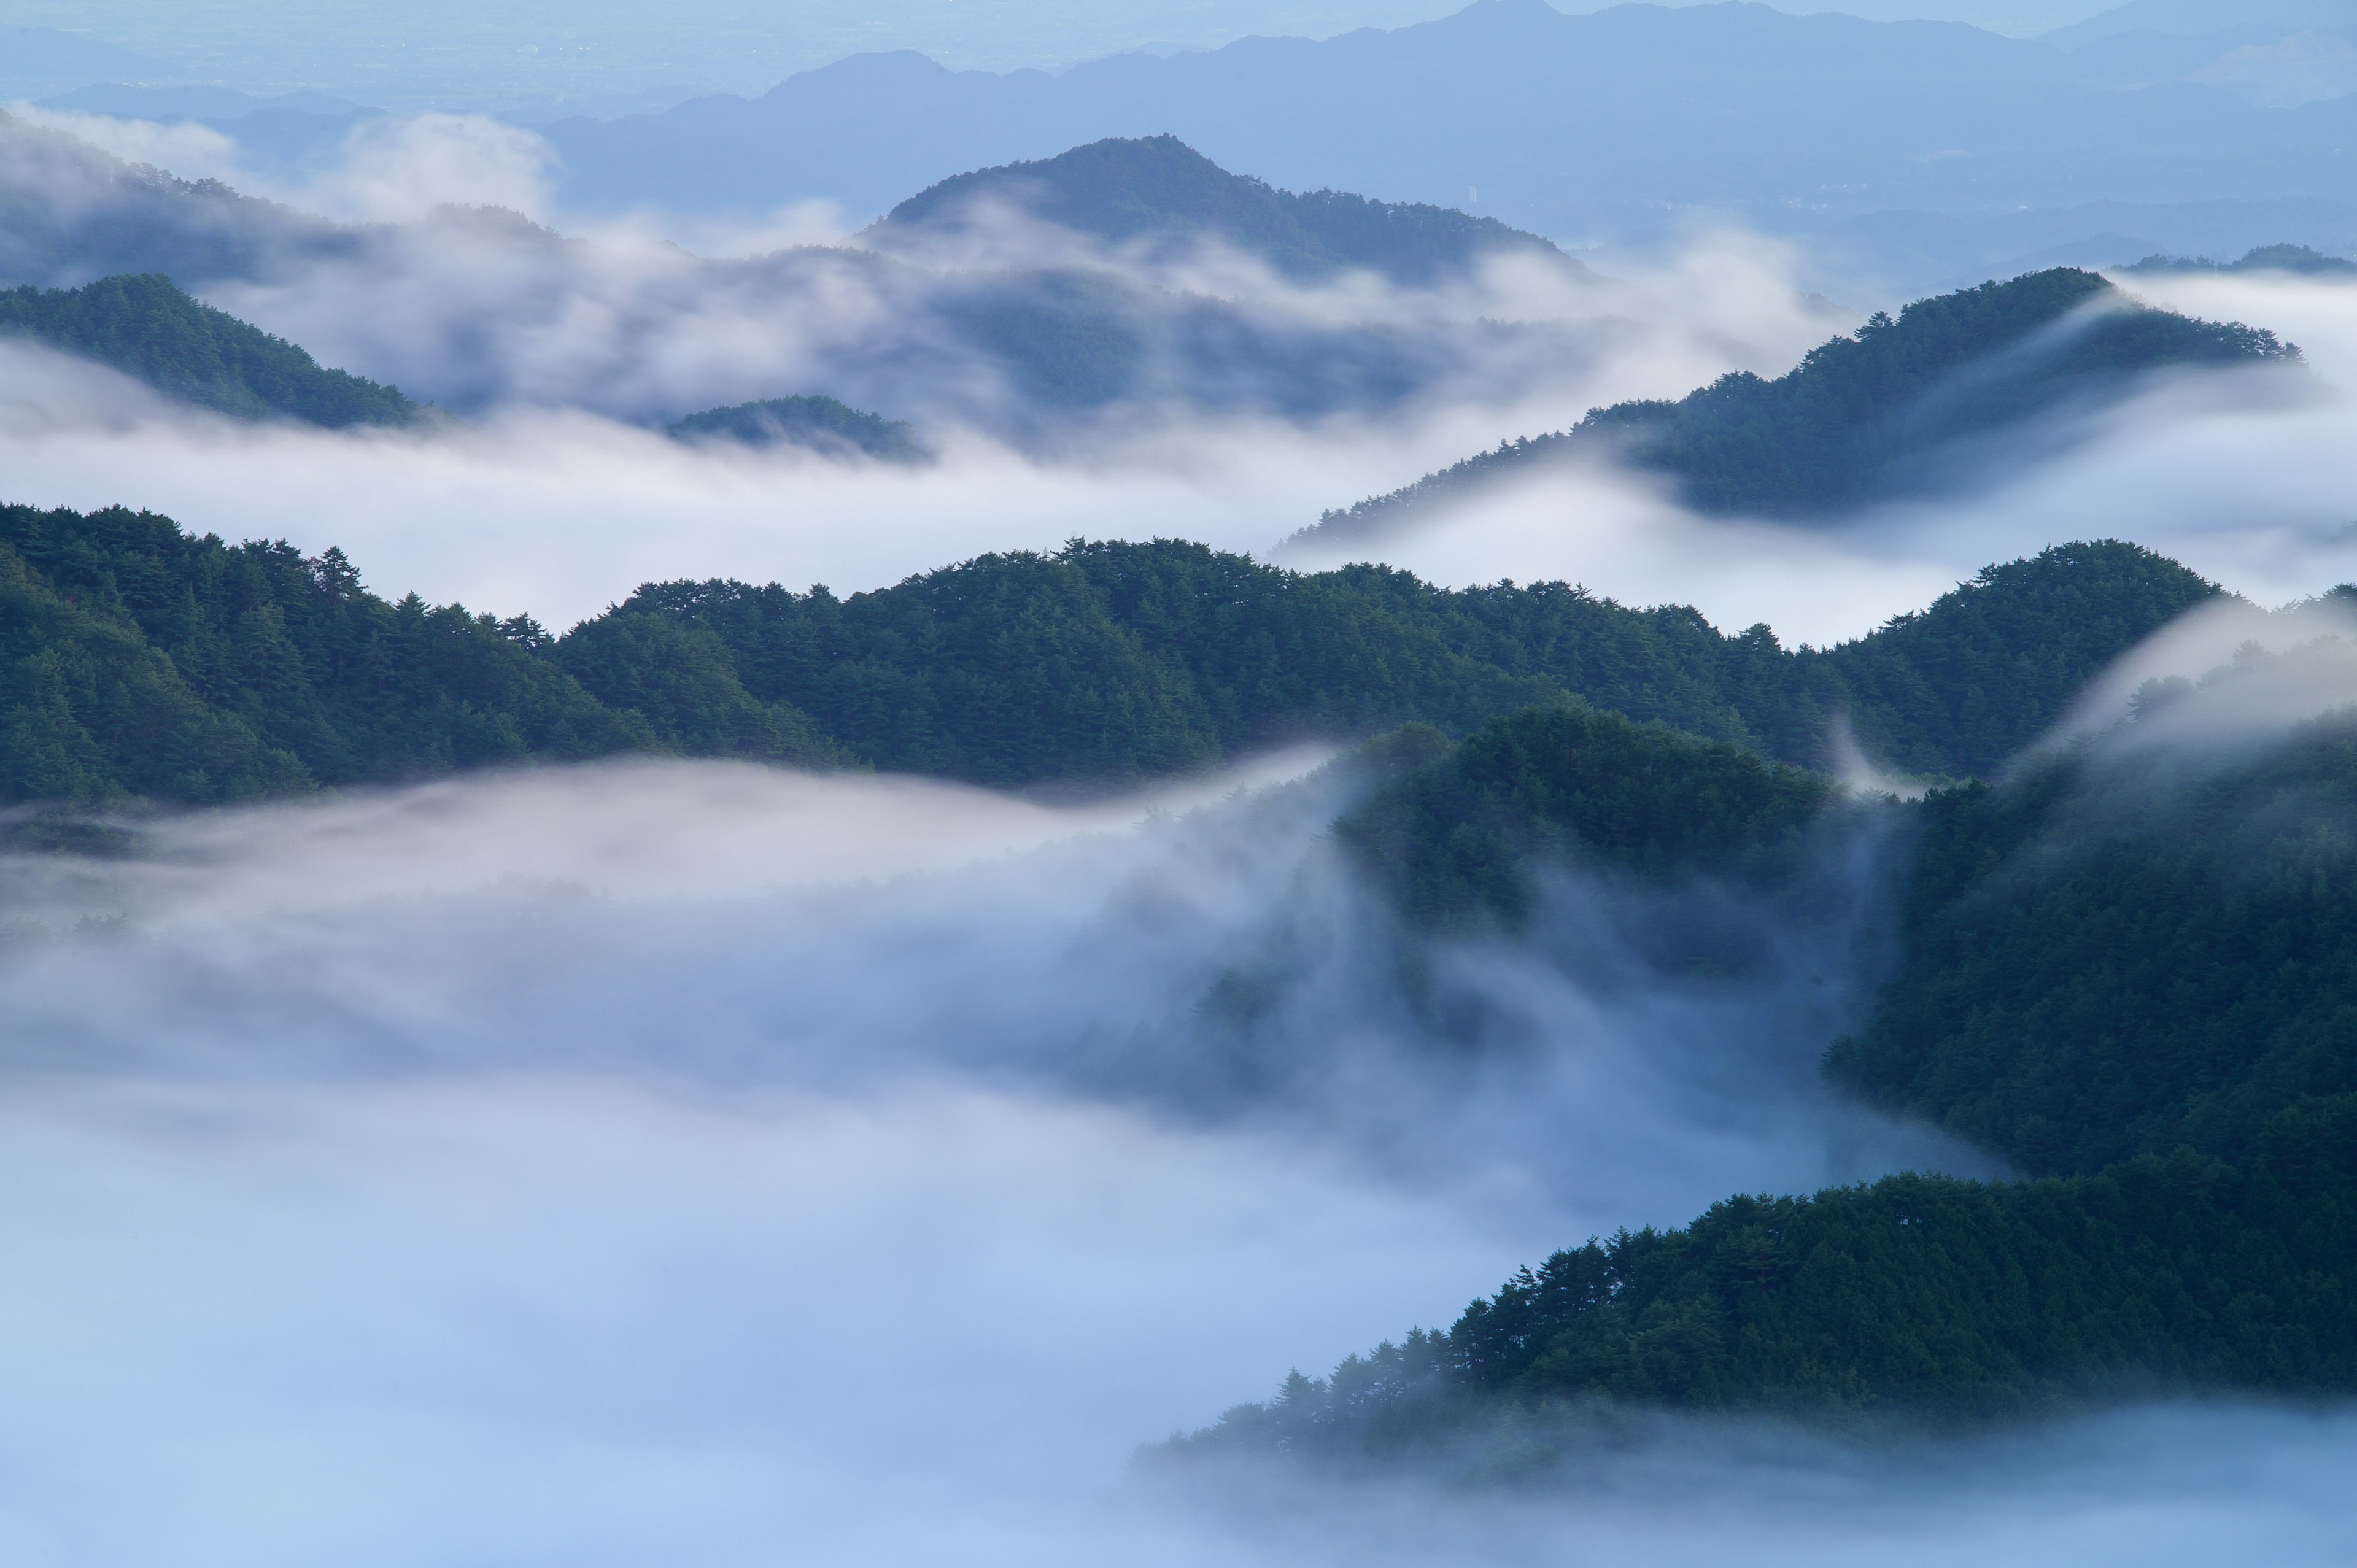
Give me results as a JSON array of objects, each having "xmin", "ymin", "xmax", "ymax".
[
  {"xmin": 0, "ymin": 115, "xmax": 1606, "ymax": 438},
  {"xmin": 0, "ymin": 273, "xmax": 422, "ymax": 427},
  {"xmin": 1299, "ymin": 268, "xmax": 2298, "ymax": 541},
  {"xmin": 533, "ymin": 0, "xmax": 2357, "ymax": 282},
  {"xmin": 864, "ymin": 134, "xmax": 1576, "ymax": 285},
  {"xmin": 667, "ymin": 395, "xmax": 929, "ymax": 461}
]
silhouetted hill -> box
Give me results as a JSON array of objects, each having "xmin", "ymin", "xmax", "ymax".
[
  {"xmin": 0, "ymin": 274, "xmax": 422, "ymax": 427},
  {"xmin": 0, "ymin": 112, "xmax": 357, "ymax": 290},
  {"xmin": 0, "ymin": 496, "xmax": 2213, "ymax": 804},
  {"xmin": 1301, "ymin": 269, "xmax": 2296, "ymax": 538},
  {"xmin": 533, "ymin": 0, "xmax": 2357, "ymax": 268},
  {"xmin": 667, "ymin": 395, "xmax": 929, "ymax": 461},
  {"xmin": 2123, "ymin": 242, "xmax": 2357, "ymax": 274},
  {"xmin": 865, "ymin": 134, "xmax": 1573, "ymax": 285},
  {"xmin": 0, "ymin": 118, "xmax": 1601, "ymax": 438},
  {"xmin": 1158, "ymin": 651, "xmax": 2357, "ymax": 1445}
]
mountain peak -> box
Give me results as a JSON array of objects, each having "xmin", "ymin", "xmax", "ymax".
[{"xmin": 865, "ymin": 134, "xmax": 1570, "ymax": 285}]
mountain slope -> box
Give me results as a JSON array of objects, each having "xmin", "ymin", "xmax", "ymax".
[
  {"xmin": 605, "ymin": 537, "xmax": 2213, "ymax": 787},
  {"xmin": 1156, "ymin": 674, "xmax": 2357, "ymax": 1446},
  {"xmin": 0, "ymin": 500, "xmax": 2216, "ymax": 805},
  {"xmin": 0, "ymin": 502, "xmax": 846, "ymax": 805},
  {"xmin": 2124, "ymin": 241, "xmax": 2357, "ymax": 274},
  {"xmin": 1301, "ymin": 269, "xmax": 2296, "ymax": 538},
  {"xmin": 865, "ymin": 134, "xmax": 1573, "ymax": 285},
  {"xmin": 533, "ymin": 0, "xmax": 2357, "ymax": 257},
  {"xmin": 1827, "ymin": 660, "xmax": 2357, "ymax": 1177},
  {"xmin": 0, "ymin": 118, "xmax": 1608, "ymax": 438},
  {"xmin": 0, "ymin": 274, "xmax": 421, "ymax": 426},
  {"xmin": 0, "ymin": 112, "xmax": 356, "ymax": 292},
  {"xmin": 667, "ymin": 395, "xmax": 929, "ymax": 460}
]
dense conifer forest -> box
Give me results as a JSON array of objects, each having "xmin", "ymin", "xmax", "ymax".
[
  {"xmin": 1158, "ymin": 646, "xmax": 2357, "ymax": 1451},
  {"xmin": 13, "ymin": 479, "xmax": 2354, "ymax": 1439},
  {"xmin": 0, "ymin": 498, "xmax": 2216, "ymax": 805},
  {"xmin": 1307, "ymin": 269, "xmax": 2299, "ymax": 539},
  {"xmin": 0, "ymin": 273, "xmax": 420, "ymax": 426}
]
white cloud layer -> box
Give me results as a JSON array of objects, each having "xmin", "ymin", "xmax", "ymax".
[{"xmin": 0, "ymin": 753, "xmax": 2345, "ymax": 1564}]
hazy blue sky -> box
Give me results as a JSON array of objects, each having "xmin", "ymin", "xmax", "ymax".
[{"xmin": 2, "ymin": 0, "xmax": 2117, "ymax": 113}]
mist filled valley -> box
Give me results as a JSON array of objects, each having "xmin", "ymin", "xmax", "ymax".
[{"xmin": 10, "ymin": 2, "xmax": 2357, "ymax": 1563}]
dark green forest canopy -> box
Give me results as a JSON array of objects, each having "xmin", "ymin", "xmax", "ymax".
[
  {"xmin": 0, "ymin": 501, "xmax": 841, "ymax": 805},
  {"xmin": 867, "ymin": 134, "xmax": 1571, "ymax": 287},
  {"xmin": 0, "ymin": 273, "xmax": 420, "ymax": 427},
  {"xmin": 1171, "ymin": 663, "xmax": 2357, "ymax": 1447},
  {"xmin": 667, "ymin": 395, "xmax": 930, "ymax": 461},
  {"xmin": 1827, "ymin": 655, "xmax": 2357, "ymax": 1180},
  {"xmin": 1306, "ymin": 269, "xmax": 2298, "ymax": 540},
  {"xmin": 0, "ymin": 498, "xmax": 2216, "ymax": 805},
  {"xmin": 1154, "ymin": 1150, "xmax": 2357, "ymax": 1456},
  {"xmin": 610, "ymin": 536, "xmax": 2215, "ymax": 786},
  {"xmin": 1337, "ymin": 706, "xmax": 1836, "ymax": 928}
]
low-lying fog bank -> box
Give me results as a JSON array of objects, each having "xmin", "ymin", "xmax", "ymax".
[{"xmin": 0, "ymin": 750, "xmax": 2343, "ymax": 1564}]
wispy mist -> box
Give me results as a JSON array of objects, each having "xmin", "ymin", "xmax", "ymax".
[
  {"xmin": 0, "ymin": 741, "xmax": 2014, "ymax": 1564},
  {"xmin": 0, "ymin": 744, "xmax": 2348, "ymax": 1562}
]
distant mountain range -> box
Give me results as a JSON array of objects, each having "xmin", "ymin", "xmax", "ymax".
[
  {"xmin": 22, "ymin": 4, "xmax": 2357, "ymax": 298},
  {"xmin": 0, "ymin": 115, "xmax": 1612, "ymax": 439},
  {"xmin": 2123, "ymin": 241, "xmax": 2357, "ymax": 273},
  {"xmin": 525, "ymin": 0, "xmax": 2357, "ymax": 291},
  {"xmin": 1299, "ymin": 268, "xmax": 2299, "ymax": 541}
]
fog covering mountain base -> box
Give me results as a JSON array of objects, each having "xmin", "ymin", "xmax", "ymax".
[
  {"xmin": 0, "ymin": 273, "xmax": 421, "ymax": 428},
  {"xmin": 0, "ymin": 115, "xmax": 1635, "ymax": 442},
  {"xmin": 1169, "ymin": 603, "xmax": 2357, "ymax": 1456},
  {"xmin": 1304, "ymin": 268, "xmax": 2301, "ymax": 541},
  {"xmin": 864, "ymin": 134, "xmax": 1574, "ymax": 287},
  {"xmin": 0, "ymin": 495, "xmax": 2218, "ymax": 805},
  {"xmin": 0, "ymin": 716, "xmax": 2022, "ymax": 1564}
]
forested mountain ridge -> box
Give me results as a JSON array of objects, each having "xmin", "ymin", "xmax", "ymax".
[
  {"xmin": 1162, "ymin": 655, "xmax": 2357, "ymax": 1447},
  {"xmin": 0, "ymin": 274, "xmax": 422, "ymax": 427},
  {"xmin": 1827, "ymin": 651, "xmax": 2357, "ymax": 1179},
  {"xmin": 0, "ymin": 110, "xmax": 358, "ymax": 292},
  {"xmin": 605, "ymin": 536, "xmax": 2212, "ymax": 786},
  {"xmin": 865, "ymin": 135, "xmax": 1573, "ymax": 285},
  {"xmin": 0, "ymin": 499, "xmax": 2215, "ymax": 805},
  {"xmin": 667, "ymin": 394, "xmax": 930, "ymax": 460},
  {"xmin": 2124, "ymin": 242, "xmax": 2357, "ymax": 276},
  {"xmin": 1302, "ymin": 269, "xmax": 2299, "ymax": 541},
  {"xmin": 1336, "ymin": 706, "xmax": 1839, "ymax": 929},
  {"xmin": 0, "ymin": 503, "xmax": 842, "ymax": 804}
]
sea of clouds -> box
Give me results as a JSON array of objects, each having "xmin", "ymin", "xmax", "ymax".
[{"xmin": 6, "ymin": 104, "xmax": 2357, "ymax": 1567}]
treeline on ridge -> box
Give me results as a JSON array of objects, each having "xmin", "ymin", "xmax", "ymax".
[
  {"xmin": 0, "ymin": 497, "xmax": 2216, "ymax": 805},
  {"xmin": 867, "ymin": 134, "xmax": 1572, "ymax": 287},
  {"xmin": 1162, "ymin": 655, "xmax": 2357, "ymax": 1453},
  {"xmin": 1306, "ymin": 269, "xmax": 2297, "ymax": 541},
  {"xmin": 0, "ymin": 272, "xmax": 421, "ymax": 427}
]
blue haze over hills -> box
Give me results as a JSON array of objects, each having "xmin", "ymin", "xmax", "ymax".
[{"xmin": 9, "ymin": 2, "xmax": 2357, "ymax": 293}]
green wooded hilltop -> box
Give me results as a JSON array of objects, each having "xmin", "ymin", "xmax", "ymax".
[
  {"xmin": 10, "ymin": 487, "xmax": 2357, "ymax": 1435},
  {"xmin": 0, "ymin": 498, "xmax": 2214, "ymax": 804},
  {"xmin": 1157, "ymin": 662, "xmax": 2357, "ymax": 1453},
  {"xmin": 0, "ymin": 274, "xmax": 422, "ymax": 427},
  {"xmin": 867, "ymin": 134, "xmax": 1574, "ymax": 287},
  {"xmin": 667, "ymin": 395, "xmax": 931, "ymax": 461},
  {"xmin": 1306, "ymin": 269, "xmax": 2299, "ymax": 542}
]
